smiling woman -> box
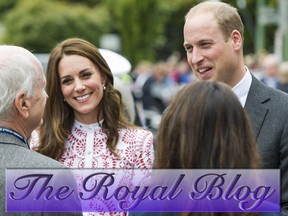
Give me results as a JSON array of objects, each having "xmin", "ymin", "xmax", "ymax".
[
  {"xmin": 35, "ymin": 49, "xmax": 137, "ymax": 123},
  {"xmin": 31, "ymin": 38, "xmax": 154, "ymax": 215},
  {"xmin": 58, "ymin": 54, "xmax": 105, "ymax": 124},
  {"xmin": 30, "ymin": 39, "xmax": 154, "ymax": 214},
  {"xmin": 31, "ymin": 37, "xmax": 154, "ymax": 160}
]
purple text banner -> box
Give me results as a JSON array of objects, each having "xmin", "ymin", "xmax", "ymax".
[{"xmin": 6, "ymin": 169, "xmax": 280, "ymax": 212}]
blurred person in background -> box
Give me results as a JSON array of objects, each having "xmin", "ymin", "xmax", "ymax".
[
  {"xmin": 130, "ymin": 61, "xmax": 154, "ymax": 126},
  {"xmin": 244, "ymin": 53, "xmax": 262, "ymax": 80},
  {"xmin": 131, "ymin": 60, "xmax": 153, "ymax": 102},
  {"xmin": 113, "ymin": 75, "xmax": 136, "ymax": 123},
  {"xmin": 260, "ymin": 54, "xmax": 280, "ymax": 88},
  {"xmin": 142, "ymin": 62, "xmax": 178, "ymax": 114},
  {"xmin": 277, "ymin": 61, "xmax": 288, "ymax": 94},
  {"xmin": 171, "ymin": 59, "xmax": 196, "ymax": 85},
  {"xmin": 141, "ymin": 62, "xmax": 179, "ymax": 130}
]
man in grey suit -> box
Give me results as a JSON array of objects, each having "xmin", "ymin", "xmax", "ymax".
[
  {"xmin": 183, "ymin": 1, "xmax": 288, "ymax": 215},
  {"xmin": 0, "ymin": 45, "xmax": 82, "ymax": 215}
]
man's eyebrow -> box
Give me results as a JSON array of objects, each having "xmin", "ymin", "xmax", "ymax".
[{"xmin": 183, "ymin": 42, "xmax": 191, "ymax": 48}]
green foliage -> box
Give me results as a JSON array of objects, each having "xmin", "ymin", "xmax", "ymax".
[
  {"xmin": 104, "ymin": 0, "xmax": 166, "ymax": 65},
  {"xmin": 0, "ymin": 0, "xmax": 18, "ymax": 19},
  {"xmin": 0, "ymin": 0, "xmax": 280, "ymax": 64},
  {"xmin": 52, "ymin": 0, "xmax": 102, "ymax": 7},
  {"xmin": 158, "ymin": 0, "xmax": 198, "ymax": 60},
  {"xmin": 2, "ymin": 0, "xmax": 109, "ymax": 53},
  {"xmin": 102, "ymin": 0, "xmax": 200, "ymax": 65}
]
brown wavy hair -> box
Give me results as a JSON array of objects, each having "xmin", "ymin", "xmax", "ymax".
[
  {"xmin": 156, "ymin": 81, "xmax": 260, "ymax": 216},
  {"xmin": 157, "ymin": 81, "xmax": 260, "ymax": 169},
  {"xmin": 36, "ymin": 38, "xmax": 132, "ymax": 159}
]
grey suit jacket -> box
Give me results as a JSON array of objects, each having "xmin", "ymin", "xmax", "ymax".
[
  {"xmin": 0, "ymin": 132, "xmax": 82, "ymax": 216},
  {"xmin": 245, "ymin": 75, "xmax": 288, "ymax": 215}
]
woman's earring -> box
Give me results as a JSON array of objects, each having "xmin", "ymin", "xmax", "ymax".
[
  {"xmin": 63, "ymin": 98, "xmax": 66, "ymax": 102},
  {"xmin": 103, "ymin": 85, "xmax": 106, "ymax": 90}
]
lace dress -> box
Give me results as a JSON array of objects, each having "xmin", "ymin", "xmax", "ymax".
[{"xmin": 30, "ymin": 120, "xmax": 155, "ymax": 216}]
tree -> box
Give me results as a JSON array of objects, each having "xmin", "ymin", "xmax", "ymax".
[
  {"xmin": 0, "ymin": 0, "xmax": 18, "ymax": 19},
  {"xmin": 3, "ymin": 0, "xmax": 109, "ymax": 53},
  {"xmin": 104, "ymin": 0, "xmax": 169, "ymax": 65},
  {"xmin": 1, "ymin": 0, "xmax": 280, "ymax": 64},
  {"xmin": 157, "ymin": 0, "xmax": 198, "ymax": 60}
]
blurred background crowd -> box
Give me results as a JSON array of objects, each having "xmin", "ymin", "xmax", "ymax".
[{"xmin": 127, "ymin": 51, "xmax": 288, "ymax": 134}]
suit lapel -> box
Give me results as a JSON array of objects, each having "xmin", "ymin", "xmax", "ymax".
[{"xmin": 244, "ymin": 75, "xmax": 270, "ymax": 139}]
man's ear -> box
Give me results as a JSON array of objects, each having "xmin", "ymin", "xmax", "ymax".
[
  {"xmin": 230, "ymin": 30, "xmax": 242, "ymax": 51},
  {"xmin": 14, "ymin": 92, "xmax": 31, "ymax": 119}
]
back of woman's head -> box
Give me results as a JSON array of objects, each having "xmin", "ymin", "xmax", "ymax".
[{"xmin": 156, "ymin": 81, "xmax": 260, "ymax": 169}]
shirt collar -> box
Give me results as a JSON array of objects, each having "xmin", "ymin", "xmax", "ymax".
[
  {"xmin": 74, "ymin": 119, "xmax": 104, "ymax": 132},
  {"xmin": 231, "ymin": 67, "xmax": 252, "ymax": 107}
]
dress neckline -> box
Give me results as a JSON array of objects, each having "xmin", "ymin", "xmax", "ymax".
[{"xmin": 74, "ymin": 119, "xmax": 104, "ymax": 132}]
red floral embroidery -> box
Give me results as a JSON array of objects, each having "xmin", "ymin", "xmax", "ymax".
[{"xmin": 30, "ymin": 124, "xmax": 154, "ymax": 216}]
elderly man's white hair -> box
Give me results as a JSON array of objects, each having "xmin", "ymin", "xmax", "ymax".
[{"xmin": 0, "ymin": 45, "xmax": 42, "ymax": 119}]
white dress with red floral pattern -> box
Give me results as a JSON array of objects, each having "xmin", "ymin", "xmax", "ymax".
[
  {"xmin": 59, "ymin": 120, "xmax": 154, "ymax": 169},
  {"xmin": 30, "ymin": 120, "xmax": 155, "ymax": 216}
]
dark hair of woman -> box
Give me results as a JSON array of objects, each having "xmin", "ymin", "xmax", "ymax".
[{"xmin": 156, "ymin": 81, "xmax": 260, "ymax": 169}]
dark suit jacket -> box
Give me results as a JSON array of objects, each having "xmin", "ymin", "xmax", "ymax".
[
  {"xmin": 0, "ymin": 132, "xmax": 82, "ymax": 216},
  {"xmin": 245, "ymin": 75, "xmax": 288, "ymax": 215}
]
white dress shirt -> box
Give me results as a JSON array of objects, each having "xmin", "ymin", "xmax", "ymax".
[{"xmin": 232, "ymin": 68, "xmax": 252, "ymax": 107}]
